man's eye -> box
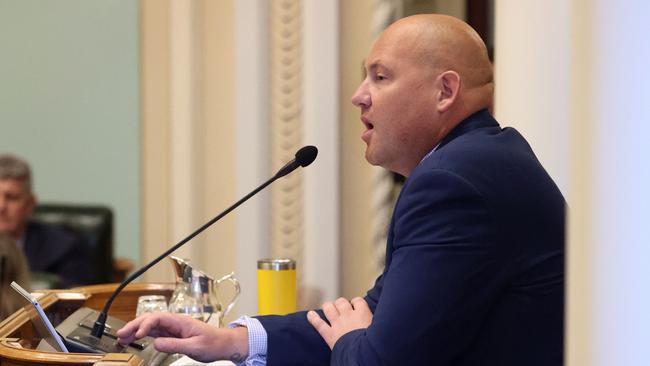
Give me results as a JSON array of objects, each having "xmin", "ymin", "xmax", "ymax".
[{"xmin": 376, "ymin": 74, "xmax": 386, "ymax": 81}]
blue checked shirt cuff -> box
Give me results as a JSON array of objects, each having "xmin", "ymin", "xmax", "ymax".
[{"xmin": 228, "ymin": 316, "xmax": 267, "ymax": 366}]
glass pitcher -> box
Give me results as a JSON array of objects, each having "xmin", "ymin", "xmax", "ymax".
[
  {"xmin": 168, "ymin": 256, "xmax": 240, "ymax": 326},
  {"xmin": 168, "ymin": 266, "xmax": 205, "ymax": 320}
]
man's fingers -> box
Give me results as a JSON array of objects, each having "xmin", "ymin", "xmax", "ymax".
[
  {"xmin": 307, "ymin": 311, "xmax": 329, "ymax": 334},
  {"xmin": 307, "ymin": 311, "xmax": 334, "ymax": 349},
  {"xmin": 133, "ymin": 314, "xmax": 162, "ymax": 339},
  {"xmin": 351, "ymin": 297, "xmax": 371, "ymax": 312},
  {"xmin": 117, "ymin": 315, "xmax": 150, "ymax": 345},
  {"xmin": 334, "ymin": 297, "xmax": 353, "ymax": 313},
  {"xmin": 116, "ymin": 316, "xmax": 145, "ymax": 342},
  {"xmin": 117, "ymin": 313, "xmax": 188, "ymax": 345},
  {"xmin": 117, "ymin": 334, "xmax": 135, "ymax": 345},
  {"xmin": 322, "ymin": 301, "xmax": 339, "ymax": 322},
  {"xmin": 308, "ymin": 298, "xmax": 374, "ymax": 351}
]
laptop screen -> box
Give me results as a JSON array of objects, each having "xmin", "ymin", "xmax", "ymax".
[{"xmin": 10, "ymin": 281, "xmax": 69, "ymax": 353}]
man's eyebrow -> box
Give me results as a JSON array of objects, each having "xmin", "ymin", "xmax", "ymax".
[{"xmin": 365, "ymin": 61, "xmax": 383, "ymax": 74}]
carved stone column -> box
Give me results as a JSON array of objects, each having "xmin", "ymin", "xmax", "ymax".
[{"xmin": 269, "ymin": 0, "xmax": 305, "ymax": 288}]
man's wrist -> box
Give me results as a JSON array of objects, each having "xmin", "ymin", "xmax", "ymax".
[
  {"xmin": 228, "ymin": 316, "xmax": 268, "ymax": 365},
  {"xmin": 227, "ymin": 326, "xmax": 249, "ymax": 363}
]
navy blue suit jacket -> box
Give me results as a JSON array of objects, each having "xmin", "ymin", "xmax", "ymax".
[
  {"xmin": 257, "ymin": 110, "xmax": 565, "ymax": 365},
  {"xmin": 24, "ymin": 221, "xmax": 95, "ymax": 287}
]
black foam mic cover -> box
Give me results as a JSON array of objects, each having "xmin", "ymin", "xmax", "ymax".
[
  {"xmin": 275, "ymin": 145, "xmax": 318, "ymax": 178},
  {"xmin": 296, "ymin": 145, "xmax": 318, "ymax": 167}
]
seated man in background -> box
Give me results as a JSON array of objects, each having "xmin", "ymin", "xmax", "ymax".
[{"xmin": 0, "ymin": 154, "xmax": 93, "ymax": 288}]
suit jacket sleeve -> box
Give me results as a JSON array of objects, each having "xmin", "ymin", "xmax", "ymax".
[
  {"xmin": 330, "ymin": 169, "xmax": 509, "ymax": 365},
  {"xmin": 256, "ymin": 310, "xmax": 331, "ymax": 365}
]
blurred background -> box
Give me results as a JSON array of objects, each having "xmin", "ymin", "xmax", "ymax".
[{"xmin": 1, "ymin": 1, "xmax": 648, "ymax": 364}]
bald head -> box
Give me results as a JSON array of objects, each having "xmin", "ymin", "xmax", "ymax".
[
  {"xmin": 352, "ymin": 14, "xmax": 495, "ymax": 175},
  {"xmin": 377, "ymin": 14, "xmax": 494, "ymax": 113}
]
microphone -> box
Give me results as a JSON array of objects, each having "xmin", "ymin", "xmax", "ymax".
[
  {"xmin": 275, "ymin": 145, "xmax": 318, "ymax": 178},
  {"xmin": 90, "ymin": 145, "xmax": 318, "ymax": 338}
]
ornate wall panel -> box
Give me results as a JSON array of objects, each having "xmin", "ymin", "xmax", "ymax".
[
  {"xmin": 140, "ymin": 0, "xmax": 237, "ymax": 287},
  {"xmin": 269, "ymin": 0, "xmax": 306, "ymax": 289}
]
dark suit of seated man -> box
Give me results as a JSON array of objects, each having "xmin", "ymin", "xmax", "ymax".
[
  {"xmin": 23, "ymin": 220, "xmax": 94, "ymax": 287},
  {"xmin": 116, "ymin": 14, "xmax": 565, "ymax": 366},
  {"xmin": 0, "ymin": 154, "xmax": 94, "ymax": 288}
]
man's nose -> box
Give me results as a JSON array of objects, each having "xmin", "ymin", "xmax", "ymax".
[{"xmin": 351, "ymin": 79, "xmax": 370, "ymax": 108}]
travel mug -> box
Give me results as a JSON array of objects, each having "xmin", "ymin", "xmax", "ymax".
[{"xmin": 257, "ymin": 258, "xmax": 296, "ymax": 315}]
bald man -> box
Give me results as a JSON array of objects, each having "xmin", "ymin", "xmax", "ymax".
[{"xmin": 117, "ymin": 14, "xmax": 565, "ymax": 366}]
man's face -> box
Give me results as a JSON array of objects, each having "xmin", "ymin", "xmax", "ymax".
[
  {"xmin": 0, "ymin": 179, "xmax": 35, "ymax": 238},
  {"xmin": 351, "ymin": 28, "xmax": 442, "ymax": 176}
]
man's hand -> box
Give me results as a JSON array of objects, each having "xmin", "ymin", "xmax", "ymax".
[
  {"xmin": 307, "ymin": 297, "xmax": 373, "ymax": 349},
  {"xmin": 116, "ymin": 312, "xmax": 249, "ymax": 363}
]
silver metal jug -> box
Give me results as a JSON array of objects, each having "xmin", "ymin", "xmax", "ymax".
[{"xmin": 168, "ymin": 256, "xmax": 240, "ymax": 325}]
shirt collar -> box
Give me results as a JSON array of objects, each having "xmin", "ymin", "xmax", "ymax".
[{"xmin": 420, "ymin": 143, "xmax": 440, "ymax": 164}]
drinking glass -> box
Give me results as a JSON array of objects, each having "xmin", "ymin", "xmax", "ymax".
[
  {"xmin": 168, "ymin": 282, "xmax": 205, "ymax": 320},
  {"xmin": 136, "ymin": 295, "xmax": 168, "ymax": 317}
]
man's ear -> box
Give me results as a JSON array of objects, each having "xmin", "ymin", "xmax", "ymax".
[{"xmin": 436, "ymin": 71, "xmax": 461, "ymax": 112}]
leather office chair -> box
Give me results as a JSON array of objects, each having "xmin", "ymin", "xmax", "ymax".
[{"xmin": 30, "ymin": 203, "xmax": 132, "ymax": 284}]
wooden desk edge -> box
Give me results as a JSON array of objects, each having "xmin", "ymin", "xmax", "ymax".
[{"xmin": 0, "ymin": 283, "xmax": 174, "ymax": 366}]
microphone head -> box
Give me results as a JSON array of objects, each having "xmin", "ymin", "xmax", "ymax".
[
  {"xmin": 274, "ymin": 145, "xmax": 318, "ymax": 179},
  {"xmin": 295, "ymin": 145, "xmax": 318, "ymax": 167}
]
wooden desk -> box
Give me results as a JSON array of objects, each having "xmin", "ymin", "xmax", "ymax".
[{"xmin": 0, "ymin": 283, "xmax": 174, "ymax": 366}]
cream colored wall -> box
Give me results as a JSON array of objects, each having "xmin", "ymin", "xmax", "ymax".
[
  {"xmin": 195, "ymin": 0, "xmax": 237, "ymax": 284},
  {"xmin": 496, "ymin": 1, "xmax": 650, "ymax": 364},
  {"xmin": 141, "ymin": 0, "xmax": 172, "ymax": 282},
  {"xmin": 231, "ymin": 0, "xmax": 342, "ymax": 314},
  {"xmin": 140, "ymin": 0, "xmax": 236, "ymax": 286},
  {"xmin": 566, "ymin": 1, "xmax": 650, "ymax": 365},
  {"xmin": 232, "ymin": 0, "xmax": 271, "ymax": 316},
  {"xmin": 494, "ymin": 1, "xmax": 570, "ymax": 196},
  {"xmin": 339, "ymin": 0, "xmax": 378, "ymax": 299},
  {"xmin": 142, "ymin": 0, "xmax": 341, "ymax": 317},
  {"xmin": 566, "ymin": 3, "xmax": 594, "ymax": 363}
]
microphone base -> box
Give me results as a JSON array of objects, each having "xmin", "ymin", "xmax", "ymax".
[
  {"xmin": 65, "ymin": 328, "xmax": 125, "ymax": 354},
  {"xmin": 90, "ymin": 313, "xmax": 107, "ymax": 338},
  {"xmin": 56, "ymin": 307, "xmax": 152, "ymax": 354}
]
